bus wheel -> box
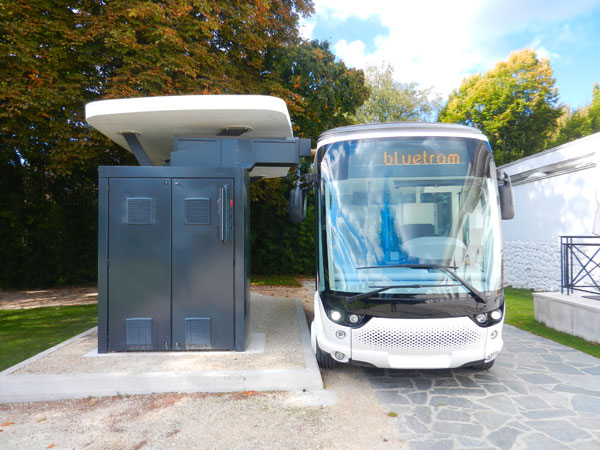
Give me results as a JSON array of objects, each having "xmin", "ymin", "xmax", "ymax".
[
  {"xmin": 315, "ymin": 342, "xmax": 337, "ymax": 369},
  {"xmin": 471, "ymin": 359, "xmax": 495, "ymax": 370}
]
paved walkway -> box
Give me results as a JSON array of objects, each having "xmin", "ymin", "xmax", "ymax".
[{"xmin": 366, "ymin": 325, "xmax": 600, "ymax": 450}]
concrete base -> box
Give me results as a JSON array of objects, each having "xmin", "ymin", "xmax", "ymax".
[
  {"xmin": 0, "ymin": 296, "xmax": 323, "ymax": 403},
  {"xmin": 533, "ymin": 291, "xmax": 600, "ymax": 343}
]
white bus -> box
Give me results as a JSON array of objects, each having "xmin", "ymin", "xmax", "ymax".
[{"xmin": 290, "ymin": 123, "xmax": 514, "ymax": 370}]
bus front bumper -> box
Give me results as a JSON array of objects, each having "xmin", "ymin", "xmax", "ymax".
[{"xmin": 311, "ymin": 292, "xmax": 504, "ymax": 369}]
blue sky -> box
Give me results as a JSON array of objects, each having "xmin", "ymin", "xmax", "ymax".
[{"xmin": 301, "ymin": 0, "xmax": 600, "ymax": 109}]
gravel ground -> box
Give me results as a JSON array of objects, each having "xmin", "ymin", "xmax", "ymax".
[
  {"xmin": 0, "ymin": 369, "xmax": 399, "ymax": 450},
  {"xmin": 0, "ymin": 280, "xmax": 401, "ymax": 449},
  {"xmin": 0, "ymin": 286, "xmax": 97, "ymax": 310}
]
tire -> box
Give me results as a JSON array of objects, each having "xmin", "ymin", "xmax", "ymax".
[
  {"xmin": 470, "ymin": 359, "xmax": 495, "ymax": 370},
  {"xmin": 315, "ymin": 341, "xmax": 337, "ymax": 369}
]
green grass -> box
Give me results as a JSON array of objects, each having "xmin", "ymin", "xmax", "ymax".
[
  {"xmin": 250, "ymin": 274, "xmax": 302, "ymax": 287},
  {"xmin": 0, "ymin": 304, "xmax": 97, "ymax": 371},
  {"xmin": 504, "ymin": 287, "xmax": 600, "ymax": 359}
]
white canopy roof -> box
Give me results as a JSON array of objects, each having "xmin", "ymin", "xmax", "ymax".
[{"xmin": 85, "ymin": 95, "xmax": 294, "ymax": 167}]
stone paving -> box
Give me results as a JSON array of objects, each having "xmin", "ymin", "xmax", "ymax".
[{"xmin": 366, "ymin": 325, "xmax": 600, "ymax": 450}]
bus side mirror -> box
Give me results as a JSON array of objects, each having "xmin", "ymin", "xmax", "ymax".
[
  {"xmin": 288, "ymin": 185, "xmax": 307, "ymax": 224},
  {"xmin": 498, "ymin": 172, "xmax": 515, "ymax": 220}
]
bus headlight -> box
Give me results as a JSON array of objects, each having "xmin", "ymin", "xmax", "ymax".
[
  {"xmin": 330, "ymin": 310, "xmax": 342, "ymax": 322},
  {"xmin": 490, "ymin": 309, "xmax": 503, "ymax": 321},
  {"xmin": 475, "ymin": 313, "xmax": 488, "ymax": 324}
]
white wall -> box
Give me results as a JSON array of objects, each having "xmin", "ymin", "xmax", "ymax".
[{"xmin": 499, "ymin": 133, "xmax": 600, "ymax": 291}]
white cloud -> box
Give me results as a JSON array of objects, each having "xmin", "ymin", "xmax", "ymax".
[
  {"xmin": 306, "ymin": 0, "xmax": 600, "ymax": 99},
  {"xmin": 528, "ymin": 36, "xmax": 560, "ymax": 61},
  {"xmin": 298, "ymin": 20, "xmax": 315, "ymax": 40}
]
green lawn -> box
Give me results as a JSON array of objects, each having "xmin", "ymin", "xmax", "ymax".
[
  {"xmin": 504, "ymin": 287, "xmax": 600, "ymax": 359},
  {"xmin": 0, "ymin": 304, "xmax": 97, "ymax": 372}
]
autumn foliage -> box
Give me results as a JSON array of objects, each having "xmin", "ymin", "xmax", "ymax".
[{"xmin": 0, "ymin": 1, "xmax": 367, "ymax": 287}]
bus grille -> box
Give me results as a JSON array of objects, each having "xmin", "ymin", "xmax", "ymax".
[{"xmin": 352, "ymin": 318, "xmax": 487, "ymax": 352}]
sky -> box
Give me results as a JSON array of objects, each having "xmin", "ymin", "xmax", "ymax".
[{"xmin": 300, "ymin": 0, "xmax": 600, "ymax": 109}]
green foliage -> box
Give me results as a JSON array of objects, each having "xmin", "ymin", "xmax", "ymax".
[
  {"xmin": 439, "ymin": 49, "xmax": 562, "ymax": 165},
  {"xmin": 354, "ymin": 64, "xmax": 440, "ymax": 124},
  {"xmin": 550, "ymin": 83, "xmax": 600, "ymax": 147},
  {"xmin": 250, "ymin": 164, "xmax": 317, "ymax": 275},
  {"xmin": 0, "ymin": 304, "xmax": 97, "ymax": 371},
  {"xmin": 264, "ymin": 40, "xmax": 369, "ymax": 146},
  {"xmin": 504, "ymin": 287, "xmax": 600, "ymax": 359}
]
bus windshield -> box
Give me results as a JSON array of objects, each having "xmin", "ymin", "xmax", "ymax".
[{"xmin": 319, "ymin": 136, "xmax": 502, "ymax": 296}]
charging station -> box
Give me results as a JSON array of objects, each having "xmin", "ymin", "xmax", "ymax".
[{"xmin": 86, "ymin": 95, "xmax": 310, "ymax": 352}]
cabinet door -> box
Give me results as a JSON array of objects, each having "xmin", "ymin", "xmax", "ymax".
[
  {"xmin": 107, "ymin": 178, "xmax": 172, "ymax": 351},
  {"xmin": 171, "ymin": 178, "xmax": 235, "ymax": 350}
]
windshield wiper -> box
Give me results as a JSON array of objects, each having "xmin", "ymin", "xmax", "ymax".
[
  {"xmin": 355, "ymin": 263, "xmax": 487, "ymax": 304},
  {"xmin": 345, "ymin": 283, "xmax": 461, "ymax": 303}
]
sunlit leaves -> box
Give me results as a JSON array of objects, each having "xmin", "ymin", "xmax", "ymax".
[
  {"xmin": 550, "ymin": 83, "xmax": 600, "ymax": 147},
  {"xmin": 439, "ymin": 49, "xmax": 562, "ymax": 165}
]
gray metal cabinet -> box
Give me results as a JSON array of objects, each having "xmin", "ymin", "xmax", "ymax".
[{"xmin": 98, "ymin": 167, "xmax": 246, "ymax": 352}]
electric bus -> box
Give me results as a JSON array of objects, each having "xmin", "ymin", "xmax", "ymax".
[{"xmin": 290, "ymin": 123, "xmax": 514, "ymax": 370}]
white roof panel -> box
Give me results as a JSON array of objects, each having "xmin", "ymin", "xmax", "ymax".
[{"xmin": 85, "ymin": 95, "xmax": 293, "ymax": 166}]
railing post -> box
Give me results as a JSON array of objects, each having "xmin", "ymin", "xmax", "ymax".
[
  {"xmin": 560, "ymin": 236, "xmax": 564, "ymax": 295},
  {"xmin": 560, "ymin": 235, "xmax": 600, "ymax": 297}
]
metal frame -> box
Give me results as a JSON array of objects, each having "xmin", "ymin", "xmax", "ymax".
[{"xmin": 561, "ymin": 235, "xmax": 600, "ymax": 296}]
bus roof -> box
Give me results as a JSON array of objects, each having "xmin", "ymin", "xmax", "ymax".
[{"xmin": 318, "ymin": 122, "xmax": 487, "ymax": 147}]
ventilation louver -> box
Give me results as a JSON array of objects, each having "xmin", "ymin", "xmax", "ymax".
[
  {"xmin": 126, "ymin": 198, "xmax": 153, "ymax": 224},
  {"xmin": 185, "ymin": 198, "xmax": 210, "ymax": 225}
]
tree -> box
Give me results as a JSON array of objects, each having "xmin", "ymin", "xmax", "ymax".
[
  {"xmin": 0, "ymin": 0, "xmax": 316, "ymax": 287},
  {"xmin": 353, "ymin": 64, "xmax": 440, "ymax": 124},
  {"xmin": 550, "ymin": 83, "xmax": 600, "ymax": 147},
  {"xmin": 439, "ymin": 49, "xmax": 562, "ymax": 165},
  {"xmin": 264, "ymin": 40, "xmax": 368, "ymax": 146},
  {"xmin": 250, "ymin": 40, "xmax": 368, "ymax": 275}
]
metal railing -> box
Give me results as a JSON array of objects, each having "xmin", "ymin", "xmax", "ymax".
[{"xmin": 561, "ymin": 235, "xmax": 600, "ymax": 296}]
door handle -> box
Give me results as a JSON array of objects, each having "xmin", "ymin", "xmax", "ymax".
[{"xmin": 220, "ymin": 184, "xmax": 231, "ymax": 244}]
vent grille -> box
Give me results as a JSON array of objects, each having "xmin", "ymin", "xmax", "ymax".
[
  {"xmin": 126, "ymin": 318, "xmax": 153, "ymax": 349},
  {"xmin": 353, "ymin": 319, "xmax": 486, "ymax": 352},
  {"xmin": 185, "ymin": 317, "xmax": 211, "ymax": 349},
  {"xmin": 127, "ymin": 198, "xmax": 153, "ymax": 224},
  {"xmin": 184, "ymin": 198, "xmax": 210, "ymax": 225}
]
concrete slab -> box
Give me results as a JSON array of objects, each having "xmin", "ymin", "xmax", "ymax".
[
  {"xmin": 533, "ymin": 291, "xmax": 600, "ymax": 343},
  {"xmin": 0, "ymin": 295, "xmax": 323, "ymax": 403}
]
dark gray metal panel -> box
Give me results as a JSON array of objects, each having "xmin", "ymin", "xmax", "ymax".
[
  {"xmin": 107, "ymin": 178, "xmax": 172, "ymax": 351},
  {"xmin": 97, "ymin": 177, "xmax": 109, "ymax": 353},
  {"xmin": 171, "ymin": 178, "xmax": 235, "ymax": 350},
  {"xmin": 99, "ymin": 166, "xmax": 236, "ymax": 179},
  {"xmin": 254, "ymin": 140, "xmax": 298, "ymax": 164},
  {"xmin": 170, "ymin": 138, "xmax": 303, "ymax": 169},
  {"xmin": 234, "ymin": 168, "xmax": 251, "ymax": 351},
  {"xmin": 170, "ymin": 139, "xmax": 221, "ymax": 166},
  {"xmin": 298, "ymin": 138, "xmax": 312, "ymax": 157}
]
